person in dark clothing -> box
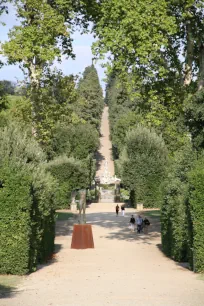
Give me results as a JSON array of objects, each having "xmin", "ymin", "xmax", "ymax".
[
  {"xmin": 143, "ymin": 217, "xmax": 150, "ymax": 234},
  {"xmin": 121, "ymin": 205, "xmax": 125, "ymax": 216},
  {"xmin": 129, "ymin": 215, "xmax": 136, "ymax": 232},
  {"xmin": 116, "ymin": 204, "xmax": 119, "ymax": 216}
]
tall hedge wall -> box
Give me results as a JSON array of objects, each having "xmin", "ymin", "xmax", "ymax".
[
  {"xmin": 188, "ymin": 156, "xmax": 204, "ymax": 272},
  {"xmin": 30, "ymin": 168, "xmax": 56, "ymax": 265},
  {"xmin": 161, "ymin": 146, "xmax": 204, "ymax": 272},
  {"xmin": 161, "ymin": 178, "xmax": 189, "ymax": 262},
  {"xmin": 119, "ymin": 126, "xmax": 168, "ymax": 208},
  {"xmin": 0, "ymin": 162, "xmax": 32, "ymax": 274},
  {"xmin": 0, "ymin": 162, "xmax": 56, "ymax": 275}
]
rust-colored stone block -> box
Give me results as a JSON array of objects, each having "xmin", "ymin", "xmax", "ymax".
[{"xmin": 71, "ymin": 224, "xmax": 94, "ymax": 249}]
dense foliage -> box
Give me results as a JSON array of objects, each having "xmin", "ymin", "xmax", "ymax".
[
  {"xmin": 119, "ymin": 126, "xmax": 168, "ymax": 208},
  {"xmin": 1, "ymin": 0, "xmax": 204, "ymax": 274},
  {"xmin": 188, "ymin": 156, "xmax": 204, "ymax": 272},
  {"xmin": 96, "ymin": 0, "xmax": 204, "ymax": 270},
  {"xmin": 0, "ymin": 125, "xmax": 56, "ymax": 275},
  {"xmin": 0, "ymin": 162, "xmax": 32, "ymax": 275},
  {"xmin": 161, "ymin": 145, "xmax": 195, "ymax": 262},
  {"xmin": 77, "ymin": 65, "xmax": 104, "ymax": 130},
  {"xmin": 46, "ymin": 156, "xmax": 90, "ymax": 209}
]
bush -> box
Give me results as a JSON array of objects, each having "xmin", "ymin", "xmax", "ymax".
[
  {"xmin": 0, "ymin": 162, "xmax": 32, "ymax": 274},
  {"xmin": 49, "ymin": 122, "xmax": 99, "ymax": 160},
  {"xmin": 46, "ymin": 156, "xmax": 89, "ymax": 208},
  {"xmin": 0, "ymin": 125, "xmax": 56, "ymax": 274},
  {"xmin": 119, "ymin": 126, "xmax": 168, "ymax": 207},
  {"xmin": 161, "ymin": 144, "xmax": 196, "ymax": 264},
  {"xmin": 161, "ymin": 179, "xmax": 189, "ymax": 261},
  {"xmin": 0, "ymin": 123, "xmax": 45, "ymax": 166},
  {"xmin": 188, "ymin": 155, "xmax": 204, "ymax": 272},
  {"xmin": 30, "ymin": 168, "xmax": 56, "ymax": 265}
]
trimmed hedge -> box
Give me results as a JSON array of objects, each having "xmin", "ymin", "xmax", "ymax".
[
  {"xmin": 0, "ymin": 161, "xmax": 56, "ymax": 275},
  {"xmin": 188, "ymin": 156, "xmax": 204, "ymax": 272},
  {"xmin": 160, "ymin": 145, "xmax": 204, "ymax": 272},
  {"xmin": 30, "ymin": 168, "xmax": 56, "ymax": 265},
  {"xmin": 0, "ymin": 124, "xmax": 57, "ymax": 275},
  {"xmin": 0, "ymin": 162, "xmax": 32, "ymax": 274},
  {"xmin": 161, "ymin": 145, "xmax": 194, "ymax": 262},
  {"xmin": 46, "ymin": 156, "xmax": 89, "ymax": 209},
  {"xmin": 161, "ymin": 178, "xmax": 189, "ymax": 261},
  {"xmin": 119, "ymin": 126, "xmax": 168, "ymax": 208}
]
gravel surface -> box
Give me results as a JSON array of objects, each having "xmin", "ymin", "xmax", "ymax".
[{"xmin": 2, "ymin": 204, "xmax": 204, "ymax": 306}]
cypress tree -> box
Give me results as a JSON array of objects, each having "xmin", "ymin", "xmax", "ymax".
[{"xmin": 77, "ymin": 65, "xmax": 104, "ymax": 130}]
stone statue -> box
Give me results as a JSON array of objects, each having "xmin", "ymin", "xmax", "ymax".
[{"xmin": 78, "ymin": 189, "xmax": 86, "ymax": 224}]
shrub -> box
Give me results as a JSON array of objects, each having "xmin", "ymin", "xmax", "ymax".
[
  {"xmin": 161, "ymin": 178, "xmax": 189, "ymax": 261},
  {"xmin": 161, "ymin": 144, "xmax": 196, "ymax": 263},
  {"xmin": 46, "ymin": 156, "xmax": 89, "ymax": 208},
  {"xmin": 0, "ymin": 162, "xmax": 32, "ymax": 275},
  {"xmin": 30, "ymin": 167, "xmax": 56, "ymax": 265},
  {"xmin": 119, "ymin": 126, "xmax": 168, "ymax": 207},
  {"xmin": 0, "ymin": 122, "xmax": 45, "ymax": 166},
  {"xmin": 49, "ymin": 122, "xmax": 99, "ymax": 160},
  {"xmin": 0, "ymin": 125, "xmax": 56, "ymax": 274},
  {"xmin": 188, "ymin": 155, "xmax": 204, "ymax": 272}
]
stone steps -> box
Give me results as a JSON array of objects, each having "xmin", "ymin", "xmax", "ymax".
[{"xmin": 100, "ymin": 197, "xmax": 115, "ymax": 203}]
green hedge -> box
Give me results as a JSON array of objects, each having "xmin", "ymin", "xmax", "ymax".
[
  {"xmin": 0, "ymin": 162, "xmax": 56, "ymax": 275},
  {"xmin": 160, "ymin": 145, "xmax": 204, "ymax": 271},
  {"xmin": 47, "ymin": 156, "xmax": 89, "ymax": 209},
  {"xmin": 0, "ymin": 162, "xmax": 32, "ymax": 275},
  {"xmin": 30, "ymin": 168, "xmax": 56, "ymax": 265},
  {"xmin": 119, "ymin": 126, "xmax": 168, "ymax": 208},
  {"xmin": 161, "ymin": 178, "xmax": 189, "ymax": 261},
  {"xmin": 188, "ymin": 156, "xmax": 204, "ymax": 272}
]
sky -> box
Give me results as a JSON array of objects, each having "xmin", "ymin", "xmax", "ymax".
[{"xmin": 0, "ymin": 4, "xmax": 106, "ymax": 90}]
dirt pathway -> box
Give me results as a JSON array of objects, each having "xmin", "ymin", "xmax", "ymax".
[
  {"xmin": 2, "ymin": 203, "xmax": 204, "ymax": 306},
  {"xmin": 96, "ymin": 106, "xmax": 114, "ymax": 178}
]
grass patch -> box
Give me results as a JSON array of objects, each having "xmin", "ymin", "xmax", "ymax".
[
  {"xmin": 143, "ymin": 210, "xmax": 161, "ymax": 219},
  {"xmin": 56, "ymin": 211, "xmax": 74, "ymax": 221}
]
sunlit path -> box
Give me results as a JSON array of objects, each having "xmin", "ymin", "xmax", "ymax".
[
  {"xmin": 2, "ymin": 203, "xmax": 204, "ymax": 306},
  {"xmin": 96, "ymin": 106, "xmax": 115, "ymax": 179}
]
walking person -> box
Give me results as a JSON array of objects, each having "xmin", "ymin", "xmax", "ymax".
[
  {"xmin": 143, "ymin": 217, "xmax": 150, "ymax": 234},
  {"xmin": 115, "ymin": 204, "xmax": 119, "ymax": 216},
  {"xmin": 129, "ymin": 215, "xmax": 136, "ymax": 232},
  {"xmin": 121, "ymin": 205, "xmax": 125, "ymax": 216},
  {"xmin": 136, "ymin": 215, "xmax": 143, "ymax": 233}
]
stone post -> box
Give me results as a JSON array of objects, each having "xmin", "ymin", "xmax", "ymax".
[
  {"xmin": 137, "ymin": 203, "xmax": 144, "ymax": 210},
  {"xmin": 70, "ymin": 190, "xmax": 77, "ymax": 212}
]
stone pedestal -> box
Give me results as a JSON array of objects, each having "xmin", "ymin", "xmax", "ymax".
[
  {"xmin": 71, "ymin": 224, "xmax": 94, "ymax": 249},
  {"xmin": 70, "ymin": 203, "xmax": 77, "ymax": 212},
  {"xmin": 137, "ymin": 203, "xmax": 143, "ymax": 210}
]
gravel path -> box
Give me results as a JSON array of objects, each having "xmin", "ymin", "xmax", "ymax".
[
  {"xmin": 2, "ymin": 107, "xmax": 204, "ymax": 306},
  {"xmin": 96, "ymin": 106, "xmax": 114, "ymax": 178},
  {"xmin": 2, "ymin": 203, "xmax": 204, "ymax": 306}
]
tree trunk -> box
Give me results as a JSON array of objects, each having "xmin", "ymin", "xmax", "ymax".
[
  {"xmin": 198, "ymin": 43, "xmax": 204, "ymax": 90},
  {"xmin": 184, "ymin": 22, "xmax": 193, "ymax": 86}
]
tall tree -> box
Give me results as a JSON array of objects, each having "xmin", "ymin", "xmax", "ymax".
[
  {"xmin": 2, "ymin": 0, "xmax": 94, "ymax": 138},
  {"xmin": 77, "ymin": 65, "xmax": 104, "ymax": 130}
]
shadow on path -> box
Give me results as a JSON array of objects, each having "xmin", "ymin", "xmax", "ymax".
[
  {"xmin": 86, "ymin": 211, "xmax": 161, "ymax": 245},
  {"xmin": 0, "ymin": 284, "xmax": 18, "ymax": 300},
  {"xmin": 95, "ymin": 150, "xmax": 105, "ymax": 172}
]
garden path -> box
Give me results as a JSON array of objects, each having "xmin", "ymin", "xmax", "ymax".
[
  {"xmin": 96, "ymin": 106, "xmax": 115, "ymax": 179},
  {"xmin": 2, "ymin": 204, "xmax": 204, "ymax": 306}
]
